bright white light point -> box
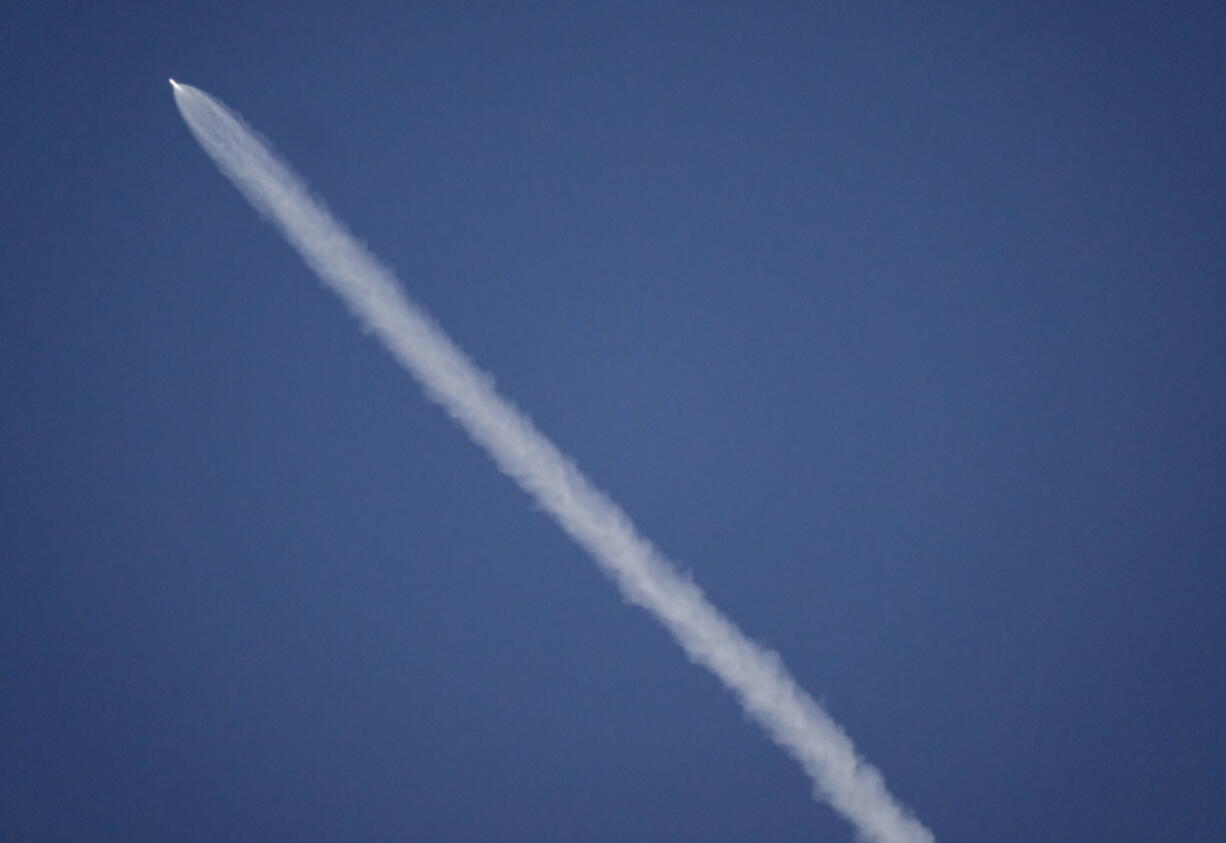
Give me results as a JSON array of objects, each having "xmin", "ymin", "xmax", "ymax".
[{"xmin": 169, "ymin": 78, "xmax": 179, "ymax": 89}]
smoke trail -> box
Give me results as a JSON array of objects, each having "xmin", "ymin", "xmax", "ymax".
[{"xmin": 171, "ymin": 80, "xmax": 933, "ymax": 843}]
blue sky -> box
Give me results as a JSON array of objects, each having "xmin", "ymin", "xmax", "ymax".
[{"xmin": 3, "ymin": 3, "xmax": 1225, "ymax": 840}]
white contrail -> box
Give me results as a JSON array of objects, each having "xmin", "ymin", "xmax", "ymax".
[{"xmin": 171, "ymin": 81, "xmax": 933, "ymax": 843}]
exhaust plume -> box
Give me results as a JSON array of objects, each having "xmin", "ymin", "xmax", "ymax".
[{"xmin": 171, "ymin": 81, "xmax": 933, "ymax": 843}]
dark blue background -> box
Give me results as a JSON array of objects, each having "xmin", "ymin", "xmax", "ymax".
[{"xmin": 4, "ymin": 3, "xmax": 1224, "ymax": 840}]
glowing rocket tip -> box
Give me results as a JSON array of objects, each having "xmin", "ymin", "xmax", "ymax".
[{"xmin": 169, "ymin": 78, "xmax": 179, "ymax": 89}]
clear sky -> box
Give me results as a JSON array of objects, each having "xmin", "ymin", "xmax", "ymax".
[{"xmin": 3, "ymin": 3, "xmax": 1225, "ymax": 841}]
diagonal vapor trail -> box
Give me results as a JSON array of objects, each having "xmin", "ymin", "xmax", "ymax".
[{"xmin": 170, "ymin": 79, "xmax": 933, "ymax": 843}]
